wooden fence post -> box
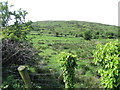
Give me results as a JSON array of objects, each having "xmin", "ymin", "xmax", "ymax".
[{"xmin": 18, "ymin": 65, "xmax": 33, "ymax": 88}]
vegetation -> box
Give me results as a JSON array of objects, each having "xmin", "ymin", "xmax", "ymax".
[
  {"xmin": 27, "ymin": 21, "xmax": 119, "ymax": 88},
  {"xmin": 1, "ymin": 1, "xmax": 119, "ymax": 89},
  {"xmin": 94, "ymin": 40, "xmax": 120, "ymax": 89},
  {"xmin": 1, "ymin": 1, "xmax": 32, "ymax": 41},
  {"xmin": 31, "ymin": 21, "xmax": 118, "ymax": 40},
  {"xmin": 58, "ymin": 52, "xmax": 77, "ymax": 88},
  {"xmin": 83, "ymin": 30, "xmax": 92, "ymax": 40},
  {"xmin": 0, "ymin": 1, "xmax": 39, "ymax": 89}
]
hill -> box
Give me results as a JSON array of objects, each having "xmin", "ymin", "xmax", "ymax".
[
  {"xmin": 25, "ymin": 21, "xmax": 119, "ymax": 88},
  {"xmin": 31, "ymin": 21, "xmax": 118, "ymax": 39}
]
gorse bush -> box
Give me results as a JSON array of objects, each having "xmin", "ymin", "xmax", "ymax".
[{"xmin": 94, "ymin": 40, "xmax": 120, "ymax": 89}]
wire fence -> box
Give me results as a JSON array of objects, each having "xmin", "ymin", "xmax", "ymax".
[
  {"xmin": 2, "ymin": 56, "xmax": 95, "ymax": 88},
  {"xmin": 2, "ymin": 64, "xmax": 63, "ymax": 88}
]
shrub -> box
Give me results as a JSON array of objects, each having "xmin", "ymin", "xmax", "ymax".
[
  {"xmin": 1, "ymin": 38, "xmax": 41, "ymax": 89},
  {"xmin": 83, "ymin": 30, "xmax": 92, "ymax": 40},
  {"xmin": 58, "ymin": 52, "xmax": 78, "ymax": 88},
  {"xmin": 93, "ymin": 40, "xmax": 120, "ymax": 89},
  {"xmin": 0, "ymin": 1, "xmax": 40, "ymax": 89},
  {"xmin": 2, "ymin": 38, "xmax": 39, "ymax": 67}
]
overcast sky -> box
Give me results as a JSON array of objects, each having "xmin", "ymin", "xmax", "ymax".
[{"xmin": 1, "ymin": 0, "xmax": 119, "ymax": 26}]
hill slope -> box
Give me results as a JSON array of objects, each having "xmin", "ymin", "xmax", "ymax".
[
  {"xmin": 27, "ymin": 21, "xmax": 118, "ymax": 88},
  {"xmin": 31, "ymin": 21, "xmax": 118, "ymax": 39}
]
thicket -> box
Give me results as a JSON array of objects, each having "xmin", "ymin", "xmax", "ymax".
[{"xmin": 0, "ymin": 1, "xmax": 39, "ymax": 89}]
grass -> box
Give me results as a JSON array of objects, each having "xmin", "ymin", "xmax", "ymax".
[
  {"xmin": 2, "ymin": 20, "xmax": 118, "ymax": 88},
  {"xmin": 27, "ymin": 31, "xmax": 117, "ymax": 88}
]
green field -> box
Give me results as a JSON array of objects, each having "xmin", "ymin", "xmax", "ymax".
[
  {"xmin": 1, "ymin": 1, "xmax": 119, "ymax": 88},
  {"xmin": 1, "ymin": 20, "xmax": 119, "ymax": 88},
  {"xmin": 26, "ymin": 21, "xmax": 118, "ymax": 88}
]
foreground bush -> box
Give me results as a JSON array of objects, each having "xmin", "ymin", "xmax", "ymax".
[
  {"xmin": 2, "ymin": 38, "xmax": 39, "ymax": 67},
  {"xmin": 0, "ymin": 1, "xmax": 40, "ymax": 89},
  {"xmin": 1, "ymin": 38, "xmax": 41, "ymax": 89},
  {"xmin": 94, "ymin": 40, "xmax": 120, "ymax": 89},
  {"xmin": 58, "ymin": 52, "xmax": 78, "ymax": 88}
]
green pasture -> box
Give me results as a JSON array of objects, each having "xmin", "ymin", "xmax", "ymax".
[{"xmin": 27, "ymin": 32, "xmax": 117, "ymax": 88}]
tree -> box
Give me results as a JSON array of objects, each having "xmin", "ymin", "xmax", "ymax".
[
  {"xmin": 0, "ymin": 1, "xmax": 41, "ymax": 67},
  {"xmin": 83, "ymin": 30, "xmax": 92, "ymax": 40},
  {"xmin": 0, "ymin": 2, "xmax": 40, "ymax": 88},
  {"xmin": 0, "ymin": 1, "xmax": 32, "ymax": 41},
  {"xmin": 55, "ymin": 32, "xmax": 59, "ymax": 37},
  {"xmin": 0, "ymin": 1, "xmax": 40, "ymax": 67}
]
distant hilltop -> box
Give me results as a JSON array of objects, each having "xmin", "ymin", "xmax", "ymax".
[{"xmin": 31, "ymin": 21, "xmax": 119, "ymax": 39}]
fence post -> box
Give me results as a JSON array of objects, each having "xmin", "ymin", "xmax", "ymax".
[{"xmin": 18, "ymin": 65, "xmax": 33, "ymax": 88}]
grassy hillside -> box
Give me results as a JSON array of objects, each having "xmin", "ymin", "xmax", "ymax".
[
  {"xmin": 26, "ymin": 21, "xmax": 118, "ymax": 88},
  {"xmin": 2, "ymin": 20, "xmax": 118, "ymax": 88},
  {"xmin": 31, "ymin": 21, "xmax": 118, "ymax": 39},
  {"xmin": 1, "ymin": 1, "xmax": 119, "ymax": 88}
]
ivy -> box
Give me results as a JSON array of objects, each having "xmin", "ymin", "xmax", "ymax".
[
  {"xmin": 93, "ymin": 40, "xmax": 120, "ymax": 89},
  {"xmin": 58, "ymin": 52, "xmax": 78, "ymax": 88}
]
